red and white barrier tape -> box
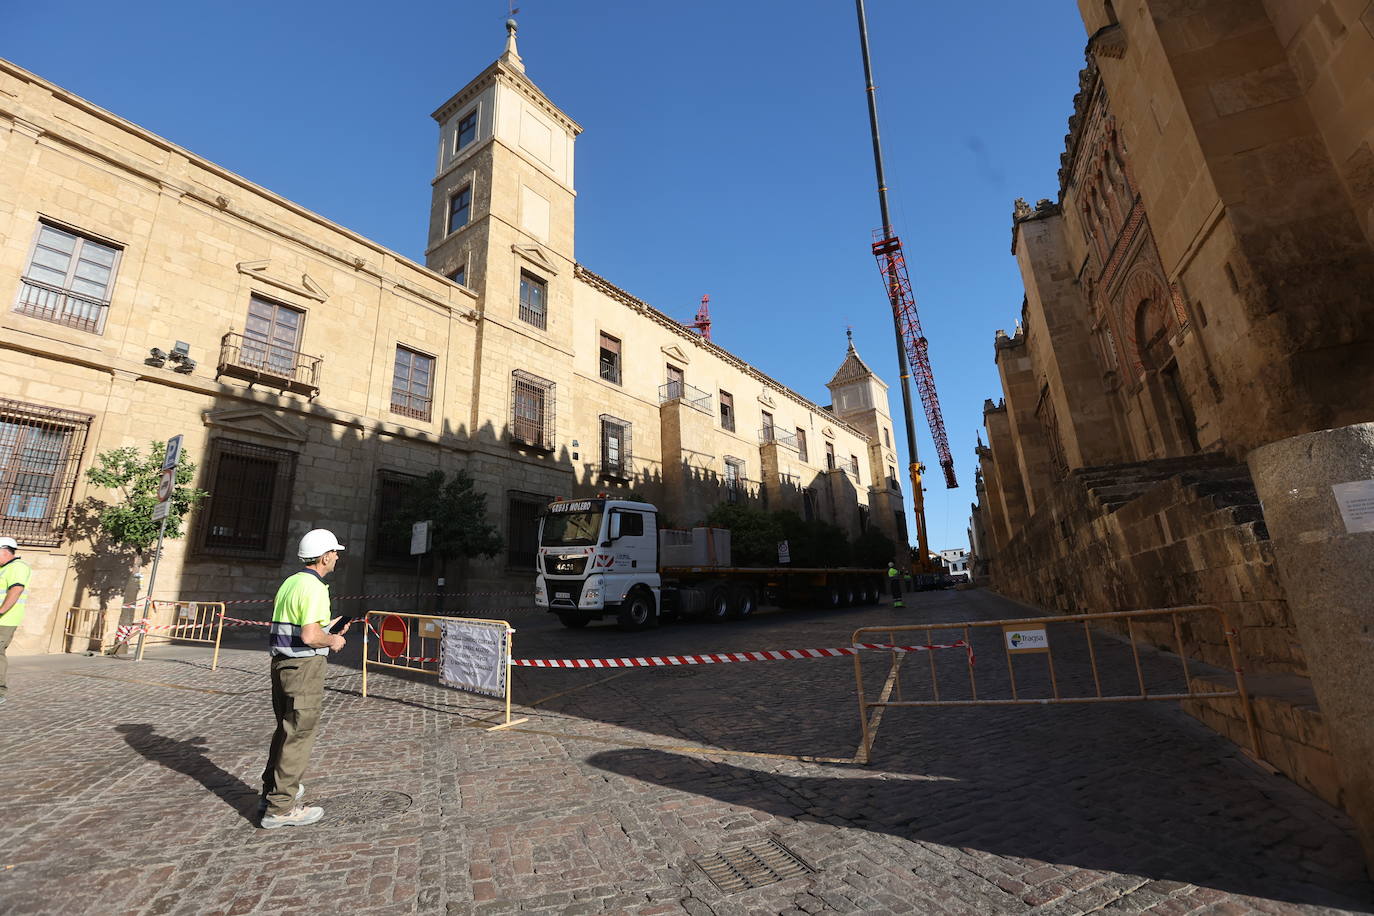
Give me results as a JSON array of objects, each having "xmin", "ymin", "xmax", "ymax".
[
  {"xmin": 509, "ymin": 640, "xmax": 971, "ymax": 669},
  {"xmin": 121, "ymin": 590, "xmax": 531, "ymax": 609}
]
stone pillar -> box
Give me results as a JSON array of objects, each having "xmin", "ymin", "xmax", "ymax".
[{"xmin": 1248, "ymin": 423, "xmax": 1374, "ymax": 872}]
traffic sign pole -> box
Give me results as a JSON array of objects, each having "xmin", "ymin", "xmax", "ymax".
[
  {"xmin": 134, "ymin": 516, "xmax": 168, "ymax": 661},
  {"xmin": 135, "ymin": 435, "xmax": 181, "ymax": 661}
]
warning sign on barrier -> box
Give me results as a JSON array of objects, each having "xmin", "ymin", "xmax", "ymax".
[
  {"xmin": 378, "ymin": 615, "xmax": 408, "ymax": 659},
  {"xmin": 439, "ymin": 619, "xmax": 510, "ymax": 698}
]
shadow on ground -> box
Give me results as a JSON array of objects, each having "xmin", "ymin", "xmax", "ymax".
[
  {"xmin": 587, "ymin": 747, "xmax": 1374, "ymax": 911},
  {"xmin": 115, "ymin": 724, "xmax": 260, "ymax": 824}
]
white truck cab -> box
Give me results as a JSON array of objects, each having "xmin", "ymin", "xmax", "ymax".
[{"xmin": 534, "ymin": 497, "xmax": 662, "ymax": 630}]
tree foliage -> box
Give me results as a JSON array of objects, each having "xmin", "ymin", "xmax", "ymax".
[
  {"xmin": 702, "ymin": 504, "xmax": 863, "ymax": 568},
  {"xmin": 381, "ymin": 470, "xmax": 502, "ymax": 569},
  {"xmin": 83, "ymin": 441, "xmax": 206, "ymax": 559},
  {"xmin": 851, "ymin": 525, "xmax": 897, "ymax": 568}
]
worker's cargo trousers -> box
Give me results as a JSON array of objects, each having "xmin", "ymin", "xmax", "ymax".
[{"xmin": 262, "ymin": 653, "xmax": 326, "ymax": 816}]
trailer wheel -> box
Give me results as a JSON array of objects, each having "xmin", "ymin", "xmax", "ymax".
[
  {"xmin": 617, "ymin": 588, "xmax": 657, "ymax": 631},
  {"xmin": 839, "ymin": 581, "xmax": 857, "ymax": 606},
  {"xmin": 705, "ymin": 585, "xmax": 731, "ymax": 622},
  {"xmin": 729, "ymin": 586, "xmax": 758, "ymax": 619},
  {"xmin": 557, "ymin": 613, "xmax": 589, "ymax": 629},
  {"xmin": 819, "ymin": 585, "xmax": 842, "ymax": 609}
]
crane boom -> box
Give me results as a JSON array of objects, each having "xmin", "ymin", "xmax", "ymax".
[
  {"xmin": 872, "ymin": 232, "xmax": 957, "ymax": 489},
  {"xmin": 854, "ymin": 0, "xmax": 957, "ymax": 574}
]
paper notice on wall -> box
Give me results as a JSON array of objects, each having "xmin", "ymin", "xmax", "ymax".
[
  {"xmin": 1332, "ymin": 479, "xmax": 1374, "ymax": 534},
  {"xmin": 439, "ymin": 619, "xmax": 509, "ymax": 698}
]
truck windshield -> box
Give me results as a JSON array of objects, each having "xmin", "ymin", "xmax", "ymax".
[{"xmin": 540, "ymin": 511, "xmax": 604, "ymax": 547}]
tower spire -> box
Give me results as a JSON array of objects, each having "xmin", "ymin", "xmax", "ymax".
[{"xmin": 501, "ymin": 17, "xmax": 525, "ymax": 73}]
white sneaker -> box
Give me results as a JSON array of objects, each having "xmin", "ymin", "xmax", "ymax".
[
  {"xmin": 257, "ymin": 783, "xmax": 305, "ymax": 817},
  {"xmin": 260, "ymin": 805, "xmax": 323, "ymax": 829}
]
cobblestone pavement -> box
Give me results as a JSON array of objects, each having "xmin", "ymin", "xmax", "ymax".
[{"xmin": 1, "ymin": 588, "xmax": 1370, "ymax": 915}]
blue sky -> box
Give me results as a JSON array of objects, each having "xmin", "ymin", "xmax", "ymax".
[{"xmin": 6, "ymin": 2, "xmax": 1090, "ymax": 554}]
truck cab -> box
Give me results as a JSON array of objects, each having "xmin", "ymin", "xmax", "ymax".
[{"xmin": 534, "ymin": 497, "xmax": 661, "ymax": 630}]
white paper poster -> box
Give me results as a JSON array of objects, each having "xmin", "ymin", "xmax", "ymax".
[
  {"xmin": 439, "ymin": 619, "xmax": 509, "ymax": 698},
  {"xmin": 1332, "ymin": 479, "xmax": 1374, "ymax": 534}
]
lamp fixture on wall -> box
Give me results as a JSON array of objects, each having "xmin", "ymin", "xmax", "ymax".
[{"xmin": 147, "ymin": 341, "xmax": 196, "ymax": 374}]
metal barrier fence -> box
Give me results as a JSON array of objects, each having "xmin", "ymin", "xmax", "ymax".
[
  {"xmin": 361, "ymin": 611, "xmax": 526, "ymax": 729},
  {"xmin": 134, "ymin": 602, "xmax": 228, "ymax": 663},
  {"xmin": 851, "ymin": 604, "xmax": 1261, "ymax": 765},
  {"xmin": 64, "ymin": 606, "xmax": 110, "ymax": 653}
]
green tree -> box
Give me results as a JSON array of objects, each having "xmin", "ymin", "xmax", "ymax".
[
  {"xmin": 703, "ymin": 503, "xmax": 783, "ymax": 566},
  {"xmin": 83, "ymin": 441, "xmax": 207, "ymax": 566},
  {"xmin": 852, "ymin": 525, "xmax": 896, "ymax": 568},
  {"xmin": 381, "ymin": 470, "xmax": 502, "ymax": 578}
]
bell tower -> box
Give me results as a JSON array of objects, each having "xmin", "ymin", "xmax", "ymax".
[
  {"xmin": 425, "ymin": 19, "xmax": 581, "ymax": 335},
  {"xmin": 828, "ymin": 331, "xmax": 906, "ymax": 548}
]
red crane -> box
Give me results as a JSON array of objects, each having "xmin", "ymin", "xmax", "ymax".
[
  {"xmin": 683, "ymin": 294, "xmax": 712, "ymax": 341},
  {"xmin": 871, "ymin": 233, "xmax": 957, "ymax": 489},
  {"xmin": 854, "ymin": 0, "xmax": 957, "ymax": 574}
]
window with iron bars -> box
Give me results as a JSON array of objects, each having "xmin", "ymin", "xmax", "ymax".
[
  {"xmin": 724, "ymin": 456, "xmax": 745, "ymax": 504},
  {"xmin": 391, "ymin": 346, "xmax": 434, "ymax": 422},
  {"xmin": 17, "ymin": 221, "xmax": 120, "ymax": 335},
  {"xmin": 598, "ymin": 332, "xmax": 621, "ymax": 384},
  {"xmin": 0, "ymin": 399, "xmax": 92, "ymax": 546},
  {"xmin": 372, "ymin": 470, "xmax": 422, "ymax": 565},
  {"xmin": 600, "ymin": 415, "xmax": 632, "ymax": 479},
  {"xmin": 519, "ymin": 271, "xmax": 547, "ymax": 329},
  {"xmin": 511, "ymin": 370, "xmax": 555, "ymax": 450},
  {"xmin": 198, "ymin": 439, "xmax": 297, "ymax": 559},
  {"xmin": 506, "ymin": 492, "xmax": 548, "ymax": 570}
]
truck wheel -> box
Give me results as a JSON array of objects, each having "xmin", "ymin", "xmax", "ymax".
[
  {"xmin": 819, "ymin": 585, "xmax": 842, "ymax": 609},
  {"xmin": 558, "ymin": 613, "xmax": 589, "ymax": 629},
  {"xmin": 839, "ymin": 581, "xmax": 856, "ymax": 606},
  {"xmin": 729, "ymin": 586, "xmax": 757, "ymax": 619},
  {"xmin": 705, "ymin": 585, "xmax": 731, "ymax": 622},
  {"xmin": 617, "ymin": 588, "xmax": 657, "ymax": 631}
]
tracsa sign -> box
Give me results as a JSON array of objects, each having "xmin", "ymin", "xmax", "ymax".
[{"xmin": 547, "ymin": 500, "xmax": 601, "ymax": 514}]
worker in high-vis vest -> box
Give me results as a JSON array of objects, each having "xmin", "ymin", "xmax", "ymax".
[
  {"xmin": 259, "ymin": 528, "xmax": 349, "ymax": 829},
  {"xmin": 887, "ymin": 561, "xmax": 904, "ymax": 608},
  {"xmin": 0, "ymin": 536, "xmax": 32, "ymax": 706}
]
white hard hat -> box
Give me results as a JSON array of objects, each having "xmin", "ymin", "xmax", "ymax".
[
  {"xmin": 298, "ymin": 528, "xmax": 345, "ymax": 560},
  {"xmin": 0, "ymin": 537, "xmax": 17, "ymax": 551}
]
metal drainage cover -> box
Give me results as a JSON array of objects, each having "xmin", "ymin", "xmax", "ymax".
[
  {"xmin": 693, "ymin": 839, "xmax": 814, "ymax": 894},
  {"xmin": 317, "ymin": 790, "xmax": 413, "ymax": 828}
]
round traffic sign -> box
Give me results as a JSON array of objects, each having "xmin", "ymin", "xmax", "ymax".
[
  {"xmin": 378, "ymin": 614, "xmax": 408, "ymax": 659},
  {"xmin": 156, "ymin": 468, "xmax": 176, "ymax": 502}
]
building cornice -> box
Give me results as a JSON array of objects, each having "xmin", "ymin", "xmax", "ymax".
[{"xmin": 574, "ymin": 264, "xmax": 867, "ymax": 440}]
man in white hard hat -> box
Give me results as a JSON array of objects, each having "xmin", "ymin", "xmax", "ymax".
[
  {"xmin": 259, "ymin": 528, "xmax": 349, "ymax": 828},
  {"xmin": 0, "ymin": 536, "xmax": 31, "ymax": 706}
]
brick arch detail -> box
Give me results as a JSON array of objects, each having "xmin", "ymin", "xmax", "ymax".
[{"xmin": 1119, "ymin": 268, "xmax": 1170, "ymax": 372}]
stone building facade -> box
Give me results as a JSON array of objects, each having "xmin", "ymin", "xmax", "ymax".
[
  {"xmin": 0, "ymin": 28, "xmax": 904, "ymax": 656},
  {"xmin": 969, "ymin": 0, "xmax": 1374, "ymax": 857}
]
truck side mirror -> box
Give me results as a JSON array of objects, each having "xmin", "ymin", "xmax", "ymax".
[{"xmin": 607, "ymin": 513, "xmax": 622, "ymax": 542}]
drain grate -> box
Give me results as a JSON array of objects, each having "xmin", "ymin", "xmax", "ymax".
[
  {"xmin": 693, "ymin": 838, "xmax": 814, "ymax": 894},
  {"xmin": 315, "ymin": 790, "xmax": 413, "ymax": 828}
]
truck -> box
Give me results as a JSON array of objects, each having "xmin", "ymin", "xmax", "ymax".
[{"xmin": 533, "ymin": 496, "xmax": 889, "ymax": 630}]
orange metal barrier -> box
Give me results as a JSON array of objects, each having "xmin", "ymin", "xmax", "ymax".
[
  {"xmin": 361, "ymin": 611, "xmax": 525, "ymax": 729},
  {"xmin": 64, "ymin": 606, "xmax": 111, "ymax": 652},
  {"xmin": 133, "ymin": 601, "xmax": 227, "ymax": 664},
  {"xmin": 852, "ymin": 604, "xmax": 1261, "ymax": 765}
]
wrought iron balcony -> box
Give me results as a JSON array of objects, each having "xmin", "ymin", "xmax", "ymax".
[
  {"xmin": 217, "ymin": 331, "xmax": 321, "ymax": 398},
  {"xmin": 15, "ymin": 278, "xmax": 109, "ymax": 334},
  {"xmin": 658, "ymin": 380, "xmax": 713, "ymax": 415},
  {"xmin": 758, "ymin": 427, "xmax": 800, "ymax": 451}
]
